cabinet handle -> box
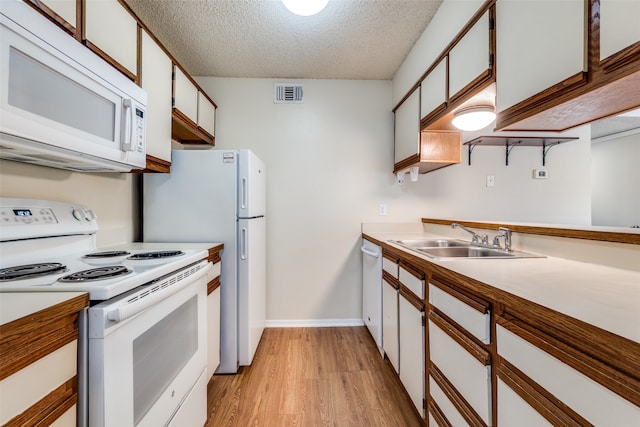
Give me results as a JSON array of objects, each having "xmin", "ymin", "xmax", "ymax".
[{"xmin": 360, "ymin": 246, "xmax": 380, "ymax": 258}]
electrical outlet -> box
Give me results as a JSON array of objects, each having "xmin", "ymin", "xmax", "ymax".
[
  {"xmin": 533, "ymin": 169, "xmax": 549, "ymax": 179},
  {"xmin": 486, "ymin": 175, "xmax": 495, "ymax": 187},
  {"xmin": 378, "ymin": 204, "xmax": 387, "ymax": 216}
]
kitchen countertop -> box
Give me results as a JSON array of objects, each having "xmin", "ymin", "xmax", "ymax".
[
  {"xmin": 0, "ymin": 292, "xmax": 87, "ymax": 325},
  {"xmin": 363, "ymin": 230, "xmax": 640, "ymax": 344}
]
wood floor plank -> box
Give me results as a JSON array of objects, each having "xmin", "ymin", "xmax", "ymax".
[{"xmin": 206, "ymin": 326, "xmax": 424, "ymax": 427}]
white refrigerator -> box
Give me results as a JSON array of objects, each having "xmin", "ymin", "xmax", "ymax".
[{"xmin": 143, "ymin": 149, "xmax": 266, "ymax": 374}]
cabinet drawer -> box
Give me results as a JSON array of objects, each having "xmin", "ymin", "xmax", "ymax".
[
  {"xmin": 497, "ymin": 324, "xmax": 640, "ymax": 426},
  {"xmin": 399, "ymin": 264, "xmax": 424, "ymax": 299},
  {"xmin": 429, "ymin": 282, "xmax": 490, "ymax": 344},
  {"xmin": 382, "ymin": 257, "xmax": 398, "ymax": 278},
  {"xmin": 0, "ymin": 340, "xmax": 77, "ymax": 425},
  {"xmin": 429, "ymin": 375, "xmax": 472, "ymax": 427},
  {"xmin": 497, "ymin": 378, "xmax": 552, "ymax": 427},
  {"xmin": 50, "ymin": 403, "xmax": 76, "ymax": 427},
  {"xmin": 429, "ymin": 319, "xmax": 491, "ymax": 425}
]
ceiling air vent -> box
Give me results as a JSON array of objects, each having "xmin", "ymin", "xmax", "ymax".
[{"xmin": 274, "ymin": 83, "xmax": 304, "ymax": 104}]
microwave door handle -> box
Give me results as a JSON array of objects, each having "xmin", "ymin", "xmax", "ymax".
[{"xmin": 120, "ymin": 99, "xmax": 134, "ymax": 151}]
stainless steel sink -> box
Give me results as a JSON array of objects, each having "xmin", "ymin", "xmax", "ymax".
[
  {"xmin": 389, "ymin": 239, "xmax": 544, "ymax": 259},
  {"xmin": 390, "ymin": 239, "xmax": 471, "ymax": 248}
]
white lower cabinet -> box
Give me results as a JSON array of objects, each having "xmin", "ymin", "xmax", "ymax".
[
  {"xmin": 496, "ymin": 323, "xmax": 640, "ymax": 427},
  {"xmin": 399, "ymin": 294, "xmax": 425, "ymax": 417},
  {"xmin": 497, "ymin": 378, "xmax": 553, "ymax": 427},
  {"xmin": 429, "ymin": 375, "xmax": 471, "ymax": 427},
  {"xmin": 382, "ymin": 278, "xmax": 399, "ymax": 373},
  {"xmin": 429, "ymin": 318, "xmax": 492, "ymax": 425}
]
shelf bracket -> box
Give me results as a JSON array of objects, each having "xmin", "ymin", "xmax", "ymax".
[
  {"xmin": 505, "ymin": 140, "xmax": 522, "ymax": 166},
  {"xmin": 467, "ymin": 140, "xmax": 482, "ymax": 165},
  {"xmin": 542, "ymin": 140, "xmax": 562, "ymax": 166}
]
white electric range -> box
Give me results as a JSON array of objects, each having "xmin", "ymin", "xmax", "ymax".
[{"xmin": 0, "ymin": 197, "xmax": 210, "ymax": 427}]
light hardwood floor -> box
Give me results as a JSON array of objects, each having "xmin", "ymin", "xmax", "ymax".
[{"xmin": 206, "ymin": 327, "xmax": 424, "ymax": 426}]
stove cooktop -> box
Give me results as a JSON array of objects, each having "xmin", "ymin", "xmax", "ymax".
[{"xmin": 0, "ymin": 248, "xmax": 208, "ymax": 300}]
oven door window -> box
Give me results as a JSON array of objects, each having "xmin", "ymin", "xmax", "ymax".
[{"xmin": 133, "ymin": 295, "xmax": 198, "ymax": 425}]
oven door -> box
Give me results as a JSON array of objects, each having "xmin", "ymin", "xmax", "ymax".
[{"xmin": 88, "ymin": 261, "xmax": 210, "ymax": 427}]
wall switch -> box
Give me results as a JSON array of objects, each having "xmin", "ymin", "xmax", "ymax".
[
  {"xmin": 378, "ymin": 204, "xmax": 387, "ymax": 216},
  {"xmin": 533, "ymin": 169, "xmax": 549, "ymax": 179},
  {"xmin": 486, "ymin": 175, "xmax": 495, "ymax": 187}
]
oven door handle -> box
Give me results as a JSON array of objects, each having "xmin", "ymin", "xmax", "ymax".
[{"xmin": 107, "ymin": 262, "xmax": 211, "ymax": 322}]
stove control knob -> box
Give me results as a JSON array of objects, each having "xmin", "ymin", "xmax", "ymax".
[
  {"xmin": 72, "ymin": 209, "xmax": 86, "ymax": 221},
  {"xmin": 86, "ymin": 209, "xmax": 97, "ymax": 220}
]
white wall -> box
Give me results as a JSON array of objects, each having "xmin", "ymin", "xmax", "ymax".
[
  {"xmin": 0, "ymin": 160, "xmax": 138, "ymax": 246},
  {"xmin": 195, "ymin": 77, "xmax": 437, "ymax": 324},
  {"xmin": 591, "ymin": 130, "xmax": 640, "ymax": 227}
]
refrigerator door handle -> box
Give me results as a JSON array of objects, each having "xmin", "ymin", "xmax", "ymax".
[
  {"xmin": 241, "ymin": 227, "xmax": 248, "ymax": 260},
  {"xmin": 241, "ymin": 177, "xmax": 248, "ymax": 210}
]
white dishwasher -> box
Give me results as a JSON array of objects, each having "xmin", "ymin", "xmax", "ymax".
[{"xmin": 361, "ymin": 239, "xmax": 382, "ymax": 350}]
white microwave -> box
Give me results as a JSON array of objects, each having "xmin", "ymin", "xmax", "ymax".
[{"xmin": 0, "ymin": 1, "xmax": 147, "ymax": 172}]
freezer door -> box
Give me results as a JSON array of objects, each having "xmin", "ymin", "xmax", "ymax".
[
  {"xmin": 237, "ymin": 217, "xmax": 266, "ymax": 366},
  {"xmin": 237, "ymin": 149, "xmax": 266, "ymax": 219}
]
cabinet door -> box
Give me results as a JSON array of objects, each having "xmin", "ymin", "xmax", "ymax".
[
  {"xmin": 197, "ymin": 92, "xmax": 216, "ymax": 137},
  {"xmin": 399, "ymin": 295, "xmax": 425, "ymax": 418},
  {"xmin": 394, "ymin": 90, "xmax": 420, "ymax": 164},
  {"xmin": 173, "ymin": 66, "xmax": 199, "ymax": 124},
  {"xmin": 35, "ymin": 0, "xmax": 77, "ymax": 32},
  {"xmin": 207, "ymin": 286, "xmax": 221, "ymax": 380},
  {"xmin": 420, "ymin": 59, "xmax": 447, "ymax": 122},
  {"xmin": 496, "ymin": 0, "xmax": 585, "ymax": 112},
  {"xmin": 449, "ymin": 11, "xmax": 490, "ymax": 101},
  {"xmin": 599, "ymin": 0, "xmax": 640, "ymax": 62},
  {"xmin": 497, "ymin": 378, "xmax": 553, "ymax": 427},
  {"xmin": 84, "ymin": 0, "xmax": 138, "ymax": 78},
  {"xmin": 141, "ymin": 30, "xmax": 172, "ymax": 163},
  {"xmin": 382, "ymin": 280, "xmax": 399, "ymax": 373}
]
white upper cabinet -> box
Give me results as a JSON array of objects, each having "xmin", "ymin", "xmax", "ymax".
[
  {"xmin": 599, "ymin": 0, "xmax": 640, "ymax": 61},
  {"xmin": 41, "ymin": 0, "xmax": 76, "ymax": 28},
  {"xmin": 449, "ymin": 11, "xmax": 491, "ymax": 100},
  {"xmin": 197, "ymin": 92, "xmax": 216, "ymax": 137},
  {"xmin": 394, "ymin": 89, "xmax": 420, "ymax": 164},
  {"xmin": 496, "ymin": 0, "xmax": 585, "ymax": 112},
  {"xmin": 141, "ymin": 30, "xmax": 172, "ymax": 163},
  {"xmin": 173, "ymin": 65, "xmax": 199, "ymax": 124},
  {"xmin": 84, "ymin": 0, "xmax": 138, "ymax": 78},
  {"xmin": 420, "ymin": 59, "xmax": 447, "ymax": 122}
]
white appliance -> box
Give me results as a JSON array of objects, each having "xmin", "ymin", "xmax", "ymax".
[
  {"xmin": 361, "ymin": 240, "xmax": 383, "ymax": 350},
  {"xmin": 0, "ymin": 0, "xmax": 147, "ymax": 172},
  {"xmin": 144, "ymin": 149, "xmax": 266, "ymax": 374},
  {"xmin": 0, "ymin": 198, "xmax": 209, "ymax": 427}
]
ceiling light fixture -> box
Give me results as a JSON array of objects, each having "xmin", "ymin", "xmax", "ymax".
[
  {"xmin": 282, "ymin": 0, "xmax": 329, "ymax": 16},
  {"xmin": 452, "ymin": 105, "xmax": 496, "ymax": 131}
]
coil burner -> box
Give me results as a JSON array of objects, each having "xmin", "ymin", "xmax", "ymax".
[
  {"xmin": 58, "ymin": 266, "xmax": 132, "ymax": 282},
  {"xmin": 127, "ymin": 251, "xmax": 184, "ymax": 260},
  {"xmin": 0, "ymin": 263, "xmax": 68, "ymax": 281}
]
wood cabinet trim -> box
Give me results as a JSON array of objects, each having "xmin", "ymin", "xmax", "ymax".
[
  {"xmin": 448, "ymin": 68, "xmax": 493, "ymax": 107},
  {"xmin": 430, "ymin": 305, "xmax": 487, "ymax": 350},
  {"xmin": 429, "ymin": 309, "xmax": 490, "ymax": 366},
  {"xmin": 171, "ymin": 109, "xmax": 215, "ymax": 145},
  {"xmin": 430, "ymin": 365, "xmax": 488, "ymax": 427},
  {"xmin": 430, "ymin": 277, "xmax": 490, "ymax": 314},
  {"xmin": 0, "ymin": 293, "xmax": 87, "ymax": 380},
  {"xmin": 600, "ymin": 41, "xmax": 640, "ymax": 74},
  {"xmin": 393, "ymin": 153, "xmax": 421, "ymax": 174},
  {"xmin": 138, "ymin": 154, "xmax": 171, "ymax": 173},
  {"xmin": 421, "ymin": 217, "xmax": 640, "ymax": 244},
  {"xmin": 496, "ymin": 358, "xmax": 593, "ymax": 427},
  {"xmin": 3, "ymin": 377, "xmax": 77, "ymax": 427},
  {"xmin": 207, "ymin": 276, "xmax": 221, "ymax": 295},
  {"xmin": 83, "ymin": 39, "xmax": 138, "ymax": 83},
  {"xmin": 428, "ymin": 399, "xmax": 452, "ymax": 427},
  {"xmin": 24, "ymin": 0, "xmax": 77, "ymax": 37},
  {"xmin": 399, "ymin": 260, "xmax": 425, "ymax": 281},
  {"xmin": 383, "ymin": 271, "xmax": 400, "ymax": 290},
  {"xmin": 207, "ymin": 247, "xmax": 223, "ymax": 263},
  {"xmin": 399, "ymin": 286, "xmax": 425, "ymax": 311},
  {"xmin": 497, "ymin": 315, "xmax": 640, "ymax": 406}
]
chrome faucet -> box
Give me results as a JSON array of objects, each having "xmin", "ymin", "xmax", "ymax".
[
  {"xmin": 493, "ymin": 227, "xmax": 512, "ymax": 252},
  {"xmin": 451, "ymin": 223, "xmax": 488, "ymax": 245}
]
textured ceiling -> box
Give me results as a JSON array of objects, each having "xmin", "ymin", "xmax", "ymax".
[{"xmin": 124, "ymin": 0, "xmax": 443, "ymax": 79}]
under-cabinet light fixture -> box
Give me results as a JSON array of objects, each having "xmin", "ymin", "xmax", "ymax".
[
  {"xmin": 452, "ymin": 105, "xmax": 496, "ymax": 131},
  {"xmin": 282, "ymin": 0, "xmax": 329, "ymax": 16}
]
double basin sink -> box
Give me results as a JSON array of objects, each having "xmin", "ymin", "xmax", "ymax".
[{"xmin": 390, "ymin": 239, "xmax": 544, "ymax": 260}]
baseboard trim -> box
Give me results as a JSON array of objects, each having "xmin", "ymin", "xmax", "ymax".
[{"xmin": 265, "ymin": 319, "xmax": 365, "ymax": 328}]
